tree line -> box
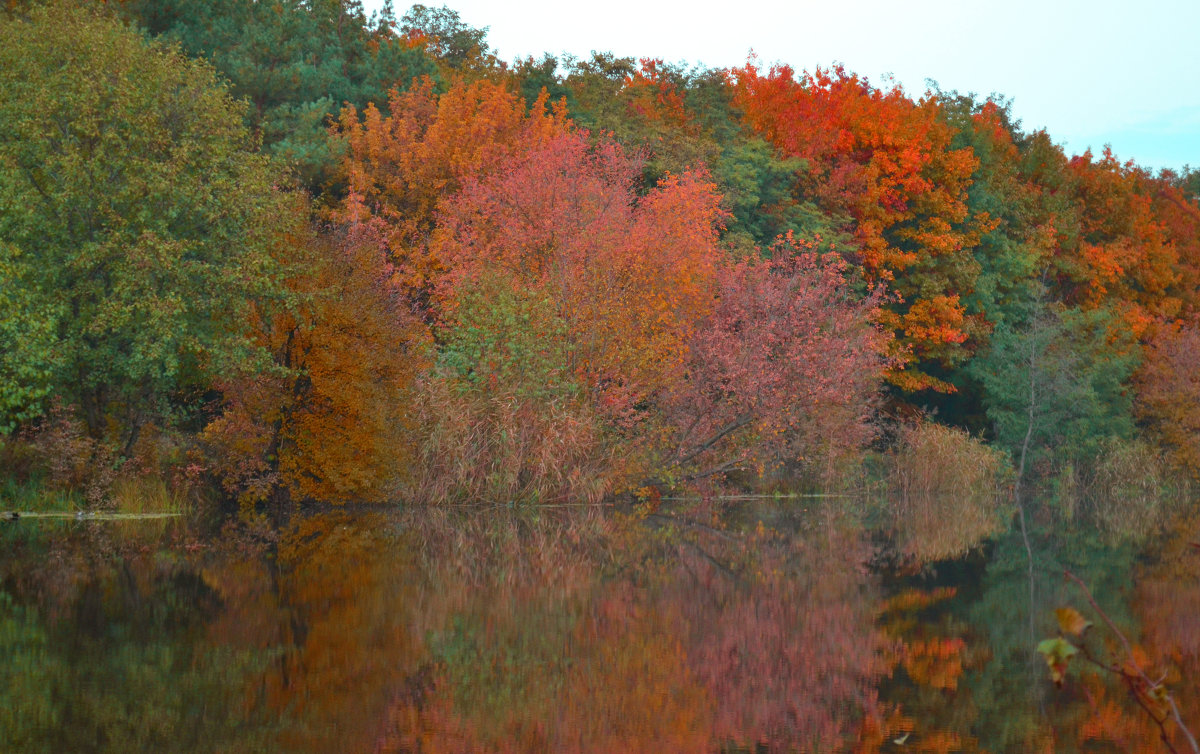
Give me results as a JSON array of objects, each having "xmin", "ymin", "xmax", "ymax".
[{"xmin": 2, "ymin": 1, "xmax": 1197, "ymax": 516}]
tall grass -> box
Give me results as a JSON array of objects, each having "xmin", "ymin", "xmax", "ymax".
[
  {"xmin": 108, "ymin": 476, "xmax": 191, "ymax": 515},
  {"xmin": 884, "ymin": 422, "xmax": 1012, "ymax": 563},
  {"xmin": 1082, "ymin": 437, "xmax": 1191, "ymax": 544},
  {"xmin": 0, "ymin": 476, "xmax": 81, "ymax": 513},
  {"xmin": 408, "ymin": 375, "xmax": 627, "ymax": 505}
]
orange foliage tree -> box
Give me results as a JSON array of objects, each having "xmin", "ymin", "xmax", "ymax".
[
  {"xmin": 1149, "ymin": 172, "xmax": 1200, "ymax": 318},
  {"xmin": 1135, "ymin": 323, "xmax": 1200, "ymax": 477},
  {"xmin": 332, "ymin": 77, "xmax": 571, "ymax": 304},
  {"xmin": 1063, "ymin": 149, "xmax": 1181, "ymax": 335},
  {"xmin": 730, "ymin": 63, "xmax": 983, "ymax": 392},
  {"xmin": 204, "ymin": 226, "xmax": 430, "ymax": 505}
]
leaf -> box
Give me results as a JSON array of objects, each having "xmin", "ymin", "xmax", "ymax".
[
  {"xmin": 1055, "ymin": 607, "xmax": 1093, "ymax": 637},
  {"xmin": 1036, "ymin": 637, "xmax": 1077, "ymax": 685}
]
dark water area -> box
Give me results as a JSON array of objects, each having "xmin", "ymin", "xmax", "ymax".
[{"xmin": 1, "ymin": 500, "xmax": 1197, "ymax": 753}]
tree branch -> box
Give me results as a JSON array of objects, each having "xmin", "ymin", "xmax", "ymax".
[
  {"xmin": 671, "ymin": 412, "xmax": 754, "ymax": 468},
  {"xmin": 1063, "ymin": 569, "xmax": 1199, "ymax": 754}
]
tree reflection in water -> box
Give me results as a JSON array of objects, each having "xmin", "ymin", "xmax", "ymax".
[{"xmin": 0, "ymin": 502, "xmax": 1195, "ymax": 752}]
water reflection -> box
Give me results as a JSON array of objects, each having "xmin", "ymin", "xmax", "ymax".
[{"xmin": 0, "ymin": 503, "xmax": 1195, "ymax": 752}]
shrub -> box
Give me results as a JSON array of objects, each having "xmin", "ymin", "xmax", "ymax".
[{"xmin": 23, "ymin": 404, "xmax": 118, "ymax": 507}]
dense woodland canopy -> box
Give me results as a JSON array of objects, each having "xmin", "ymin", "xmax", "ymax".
[{"xmin": 1, "ymin": 0, "xmax": 1199, "ymax": 525}]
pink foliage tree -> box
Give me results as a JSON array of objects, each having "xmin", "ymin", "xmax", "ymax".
[
  {"xmin": 664, "ymin": 234, "xmax": 891, "ymax": 483},
  {"xmin": 431, "ymin": 130, "xmax": 724, "ymax": 426}
]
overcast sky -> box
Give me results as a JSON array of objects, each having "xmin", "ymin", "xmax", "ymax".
[{"xmin": 368, "ymin": 0, "xmax": 1199, "ymax": 172}]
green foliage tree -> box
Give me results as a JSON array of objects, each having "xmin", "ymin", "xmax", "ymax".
[
  {"xmin": 511, "ymin": 54, "xmax": 577, "ymax": 116},
  {"xmin": 970, "ymin": 300, "xmax": 1139, "ymax": 490},
  {"xmin": 680, "ymin": 67, "xmax": 849, "ymax": 251},
  {"xmin": 918, "ymin": 93, "xmax": 1057, "ymax": 428},
  {"xmin": 0, "ymin": 3, "xmax": 296, "ymax": 447},
  {"xmin": 122, "ymin": 0, "xmax": 434, "ymax": 191},
  {"xmin": 400, "ymin": 3, "xmax": 496, "ymax": 75},
  {"xmin": 559, "ymin": 54, "xmax": 719, "ymax": 187},
  {"xmin": 438, "ymin": 275, "xmax": 580, "ymax": 404},
  {"xmin": 0, "ymin": 242, "xmax": 60, "ymax": 434},
  {"xmin": 937, "ymin": 94, "xmax": 1052, "ymax": 330}
]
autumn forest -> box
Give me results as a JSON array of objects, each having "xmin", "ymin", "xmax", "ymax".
[{"xmin": 1, "ymin": 1, "xmax": 1199, "ymax": 751}]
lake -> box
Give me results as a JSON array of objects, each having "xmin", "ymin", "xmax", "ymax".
[{"xmin": 2, "ymin": 499, "xmax": 1196, "ymax": 752}]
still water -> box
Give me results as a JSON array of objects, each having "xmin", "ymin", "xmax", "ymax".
[{"xmin": 1, "ymin": 501, "xmax": 1196, "ymax": 752}]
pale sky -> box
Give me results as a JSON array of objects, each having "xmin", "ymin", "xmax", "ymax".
[{"xmin": 370, "ymin": 0, "xmax": 1200, "ymax": 172}]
